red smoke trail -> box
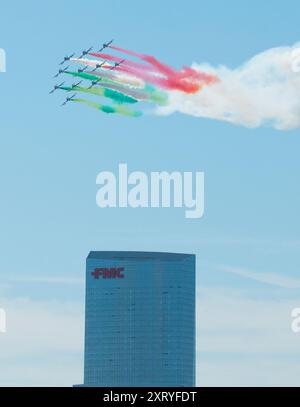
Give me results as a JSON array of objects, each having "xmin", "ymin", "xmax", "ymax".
[
  {"xmin": 109, "ymin": 45, "xmax": 145, "ymax": 59},
  {"xmin": 101, "ymin": 63, "xmax": 203, "ymax": 93},
  {"xmin": 109, "ymin": 45, "xmax": 177, "ymax": 76},
  {"xmin": 90, "ymin": 52, "xmax": 155, "ymax": 73},
  {"xmin": 104, "ymin": 45, "xmax": 219, "ymax": 93}
]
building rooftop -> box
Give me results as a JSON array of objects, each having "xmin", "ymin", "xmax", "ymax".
[{"xmin": 87, "ymin": 251, "xmax": 195, "ymax": 261}]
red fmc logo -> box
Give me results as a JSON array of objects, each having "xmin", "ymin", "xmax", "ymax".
[{"xmin": 91, "ymin": 267, "xmax": 125, "ymax": 279}]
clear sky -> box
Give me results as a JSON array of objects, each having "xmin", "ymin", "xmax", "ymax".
[{"xmin": 0, "ymin": 0, "xmax": 300, "ymax": 386}]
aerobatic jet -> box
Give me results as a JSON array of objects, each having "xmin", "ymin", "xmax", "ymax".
[
  {"xmin": 91, "ymin": 61, "xmax": 106, "ymax": 72},
  {"xmin": 71, "ymin": 80, "xmax": 83, "ymax": 88},
  {"xmin": 88, "ymin": 78, "xmax": 102, "ymax": 89},
  {"xmin": 61, "ymin": 94, "xmax": 76, "ymax": 106},
  {"xmin": 98, "ymin": 39, "xmax": 114, "ymax": 52},
  {"xmin": 78, "ymin": 66, "xmax": 88, "ymax": 73},
  {"xmin": 49, "ymin": 82, "xmax": 65, "ymax": 94},
  {"xmin": 110, "ymin": 59, "xmax": 126, "ymax": 70},
  {"xmin": 59, "ymin": 53, "xmax": 75, "ymax": 65},
  {"xmin": 79, "ymin": 47, "xmax": 93, "ymax": 59},
  {"xmin": 54, "ymin": 66, "xmax": 69, "ymax": 78}
]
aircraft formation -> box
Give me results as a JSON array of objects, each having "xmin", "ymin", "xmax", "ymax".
[
  {"xmin": 50, "ymin": 40, "xmax": 216, "ymax": 117},
  {"xmin": 51, "ymin": 40, "xmax": 120, "ymax": 106}
]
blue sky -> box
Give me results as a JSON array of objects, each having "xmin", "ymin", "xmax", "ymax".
[{"xmin": 0, "ymin": 0, "xmax": 300, "ymax": 386}]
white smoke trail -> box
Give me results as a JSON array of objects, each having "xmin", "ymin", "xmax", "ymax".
[
  {"xmin": 158, "ymin": 43, "xmax": 300, "ymax": 130},
  {"xmin": 71, "ymin": 58, "xmax": 145, "ymax": 88}
]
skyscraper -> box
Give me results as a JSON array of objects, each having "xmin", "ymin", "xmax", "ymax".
[{"xmin": 82, "ymin": 251, "xmax": 196, "ymax": 387}]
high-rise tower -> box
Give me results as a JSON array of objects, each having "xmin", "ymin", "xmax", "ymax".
[{"xmin": 82, "ymin": 251, "xmax": 196, "ymax": 387}]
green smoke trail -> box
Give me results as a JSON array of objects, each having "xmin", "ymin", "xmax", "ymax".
[
  {"xmin": 144, "ymin": 84, "xmax": 168, "ymax": 106},
  {"xmin": 65, "ymin": 70, "xmax": 128, "ymax": 89},
  {"xmin": 65, "ymin": 70, "xmax": 100, "ymax": 82},
  {"xmin": 64, "ymin": 70, "xmax": 168, "ymax": 105},
  {"xmin": 60, "ymin": 85, "xmax": 138, "ymax": 104},
  {"xmin": 72, "ymin": 98, "xmax": 142, "ymax": 117},
  {"xmin": 66, "ymin": 71, "xmax": 168, "ymax": 105}
]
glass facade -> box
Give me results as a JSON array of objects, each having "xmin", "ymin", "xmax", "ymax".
[{"xmin": 82, "ymin": 251, "xmax": 195, "ymax": 387}]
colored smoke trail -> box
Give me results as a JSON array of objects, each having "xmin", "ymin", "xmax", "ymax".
[
  {"xmin": 86, "ymin": 47, "xmax": 218, "ymax": 92},
  {"xmin": 60, "ymin": 85, "xmax": 138, "ymax": 104},
  {"xmin": 90, "ymin": 52, "xmax": 155, "ymax": 73},
  {"xmin": 65, "ymin": 70, "xmax": 102, "ymax": 82},
  {"xmin": 89, "ymin": 69, "xmax": 145, "ymax": 89},
  {"xmin": 54, "ymin": 44, "xmax": 219, "ymax": 118},
  {"xmin": 65, "ymin": 69, "xmax": 138, "ymax": 92},
  {"xmin": 70, "ymin": 57, "xmax": 111, "ymax": 69},
  {"xmin": 53, "ymin": 42, "xmax": 300, "ymax": 129},
  {"xmin": 106, "ymin": 45, "xmax": 219, "ymax": 92},
  {"xmin": 72, "ymin": 98, "xmax": 142, "ymax": 117},
  {"xmin": 90, "ymin": 82, "xmax": 167, "ymax": 105},
  {"xmin": 64, "ymin": 70, "xmax": 168, "ymax": 105},
  {"xmin": 88, "ymin": 73, "xmax": 168, "ymax": 105},
  {"xmin": 93, "ymin": 61, "xmax": 204, "ymax": 94},
  {"xmin": 109, "ymin": 45, "xmax": 144, "ymax": 59},
  {"xmin": 157, "ymin": 43, "xmax": 300, "ymax": 130},
  {"xmin": 71, "ymin": 58, "xmax": 145, "ymax": 88},
  {"xmin": 68, "ymin": 67, "xmax": 141, "ymax": 88}
]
